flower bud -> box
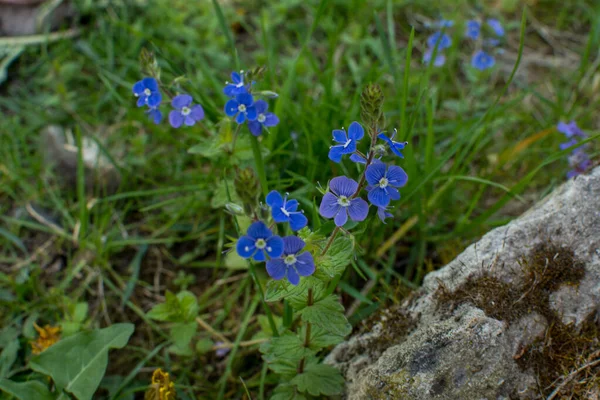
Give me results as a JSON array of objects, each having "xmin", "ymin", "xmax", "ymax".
[
  {"xmin": 234, "ymin": 167, "xmax": 260, "ymax": 215},
  {"xmin": 360, "ymin": 83, "xmax": 385, "ymax": 132}
]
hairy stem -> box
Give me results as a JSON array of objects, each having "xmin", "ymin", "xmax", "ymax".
[
  {"xmin": 352, "ymin": 122, "xmax": 379, "ymax": 198},
  {"xmin": 322, "ymin": 226, "xmax": 340, "ymax": 255},
  {"xmin": 297, "ymin": 288, "xmax": 314, "ymax": 374},
  {"xmin": 250, "ymin": 135, "xmax": 269, "ymax": 198}
]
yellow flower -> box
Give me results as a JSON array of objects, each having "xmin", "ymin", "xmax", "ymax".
[
  {"xmin": 145, "ymin": 368, "xmax": 176, "ymax": 400},
  {"xmin": 30, "ymin": 323, "xmax": 61, "ymax": 355}
]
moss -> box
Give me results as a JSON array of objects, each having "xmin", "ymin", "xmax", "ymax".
[{"xmin": 434, "ymin": 242, "xmax": 598, "ymax": 398}]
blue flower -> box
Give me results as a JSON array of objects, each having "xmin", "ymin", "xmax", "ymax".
[
  {"xmin": 567, "ymin": 149, "xmax": 592, "ymax": 179},
  {"xmin": 265, "ymin": 190, "xmax": 308, "ymax": 231},
  {"xmin": 465, "ymin": 20, "xmax": 481, "ymax": 40},
  {"xmin": 378, "ymin": 129, "xmax": 408, "ymax": 158},
  {"xmin": 487, "ymin": 19, "xmax": 504, "ymax": 37},
  {"xmin": 132, "ymin": 77, "xmax": 162, "ymax": 108},
  {"xmin": 423, "ymin": 49, "xmax": 446, "ymax": 67},
  {"xmin": 168, "ymin": 95, "xmax": 205, "ymax": 128},
  {"xmin": 328, "ymin": 121, "xmax": 365, "ymax": 163},
  {"xmin": 225, "ymin": 92, "xmax": 258, "ymax": 124},
  {"xmin": 236, "ymin": 221, "xmax": 284, "ymax": 262},
  {"xmin": 557, "ymin": 121, "xmax": 585, "ymax": 138},
  {"xmin": 485, "ymin": 38, "xmax": 501, "ymax": 47},
  {"xmin": 247, "ymin": 100, "xmax": 279, "ymax": 136},
  {"xmin": 319, "ymin": 176, "xmax": 369, "ymax": 227},
  {"xmin": 146, "ymin": 107, "xmax": 163, "ymax": 124},
  {"xmin": 266, "ymin": 236, "xmax": 315, "ymax": 285},
  {"xmin": 350, "ymin": 153, "xmax": 368, "ymax": 164},
  {"xmin": 224, "ymin": 71, "xmax": 249, "ymax": 97},
  {"xmin": 427, "ymin": 32, "xmax": 451, "ymax": 50},
  {"xmin": 365, "ymin": 161, "xmax": 408, "ymax": 207},
  {"xmin": 436, "ymin": 19, "xmax": 454, "ymax": 28},
  {"xmin": 472, "ymin": 50, "xmax": 495, "ymax": 70},
  {"xmin": 377, "ymin": 206, "xmax": 393, "ymax": 223}
]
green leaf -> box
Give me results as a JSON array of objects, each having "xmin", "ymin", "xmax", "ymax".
[
  {"xmin": 260, "ymin": 333, "xmax": 315, "ymax": 377},
  {"xmin": 270, "ymin": 383, "xmax": 307, "ymax": 400},
  {"xmin": 290, "ymin": 363, "xmax": 345, "ymax": 396},
  {"xmin": 265, "ymin": 277, "xmax": 325, "ymax": 310},
  {"xmin": 29, "ymin": 323, "xmax": 134, "ymax": 400},
  {"xmin": 302, "ymin": 325, "xmax": 345, "ymax": 350},
  {"xmin": 169, "ymin": 322, "xmax": 197, "ymax": 356},
  {"xmin": 0, "ymin": 339, "xmax": 19, "ymax": 378},
  {"xmin": 0, "ymin": 379, "xmax": 54, "ymax": 400},
  {"xmin": 316, "ymin": 235, "xmax": 354, "ymax": 279},
  {"xmin": 146, "ymin": 291, "xmax": 198, "ymax": 323},
  {"xmin": 195, "ymin": 338, "xmax": 215, "ymax": 354},
  {"xmin": 211, "ymin": 180, "xmax": 242, "ymax": 209},
  {"xmin": 298, "ymin": 295, "xmax": 351, "ymax": 337}
]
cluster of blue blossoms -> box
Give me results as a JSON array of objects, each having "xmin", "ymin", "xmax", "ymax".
[
  {"xmin": 558, "ymin": 121, "xmax": 592, "ymax": 179},
  {"xmin": 422, "ymin": 18, "xmax": 505, "ymax": 71},
  {"xmin": 132, "ymin": 71, "xmax": 279, "ymax": 135},
  {"xmin": 235, "ymin": 120, "xmax": 409, "ymax": 286}
]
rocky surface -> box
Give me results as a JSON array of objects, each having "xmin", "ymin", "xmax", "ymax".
[
  {"xmin": 0, "ymin": 0, "xmax": 73, "ymax": 36},
  {"xmin": 327, "ymin": 167, "xmax": 600, "ymax": 399}
]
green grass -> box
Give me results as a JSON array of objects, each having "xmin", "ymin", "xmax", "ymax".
[{"xmin": 1, "ymin": 0, "xmax": 599, "ymax": 398}]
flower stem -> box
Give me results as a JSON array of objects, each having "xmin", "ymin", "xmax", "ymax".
[
  {"xmin": 250, "ymin": 135, "xmax": 269, "ymax": 198},
  {"xmin": 297, "ymin": 288, "xmax": 314, "ymax": 374},
  {"xmin": 352, "ymin": 122, "xmax": 379, "ymax": 198},
  {"xmin": 322, "ymin": 226, "xmax": 340, "ymax": 255},
  {"xmin": 248, "ymin": 262, "xmax": 279, "ymax": 337}
]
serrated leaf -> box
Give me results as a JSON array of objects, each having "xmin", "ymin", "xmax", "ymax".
[
  {"xmin": 290, "ymin": 363, "xmax": 345, "ymax": 396},
  {"xmin": 260, "ymin": 333, "xmax": 315, "ymax": 377},
  {"xmin": 29, "ymin": 323, "xmax": 134, "ymax": 400},
  {"xmin": 265, "ymin": 277, "xmax": 325, "ymax": 310},
  {"xmin": 0, "ymin": 379, "xmax": 54, "ymax": 400},
  {"xmin": 146, "ymin": 291, "xmax": 198, "ymax": 323},
  {"xmin": 270, "ymin": 383, "xmax": 308, "ymax": 400},
  {"xmin": 316, "ymin": 235, "xmax": 354, "ymax": 279},
  {"xmin": 301, "ymin": 325, "xmax": 345, "ymax": 349},
  {"xmin": 298, "ymin": 295, "xmax": 351, "ymax": 337}
]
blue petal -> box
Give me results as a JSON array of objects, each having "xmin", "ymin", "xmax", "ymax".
[
  {"xmin": 248, "ymin": 121, "xmax": 263, "ymax": 136},
  {"xmin": 266, "ymin": 236, "xmax": 284, "ymax": 258},
  {"xmin": 341, "ymin": 140, "xmax": 357, "ymax": 154},
  {"xmin": 329, "ymin": 176, "xmax": 358, "ymax": 197},
  {"xmin": 368, "ymin": 187, "xmax": 390, "ymax": 207},
  {"xmin": 231, "ymin": 71, "xmax": 242, "ymax": 84},
  {"xmin": 350, "ymin": 153, "xmax": 367, "ymax": 164},
  {"xmin": 147, "ymin": 108, "xmax": 163, "ymax": 124},
  {"xmin": 289, "ymin": 213, "xmax": 307, "ymax": 231},
  {"xmin": 266, "ymin": 258, "xmax": 287, "ymax": 280},
  {"xmin": 246, "ymin": 105, "xmax": 258, "ymax": 121},
  {"xmin": 294, "ymin": 252, "xmax": 315, "ymax": 276},
  {"xmin": 190, "ymin": 105, "xmax": 205, "ymax": 121},
  {"xmin": 287, "ymin": 267, "xmax": 300, "ymax": 285},
  {"xmin": 319, "ymin": 192, "xmax": 341, "ymax": 219},
  {"xmin": 334, "ymin": 209, "xmax": 348, "ymax": 227},
  {"xmin": 284, "ymin": 199, "xmax": 299, "ymax": 212},
  {"xmin": 254, "ymin": 100, "xmax": 268, "ymax": 114},
  {"xmin": 283, "ymin": 236, "xmax": 305, "ymax": 255},
  {"xmin": 365, "ymin": 162, "xmax": 387, "ymax": 185},
  {"xmin": 142, "ymin": 77, "xmax": 158, "ymax": 91},
  {"xmin": 169, "ymin": 111, "xmax": 184, "ymax": 128},
  {"xmin": 246, "ymin": 221, "xmax": 272, "ymax": 240},
  {"xmin": 332, "ymin": 129, "xmax": 347, "ymax": 143},
  {"xmin": 147, "ymin": 92, "xmax": 162, "ymax": 108},
  {"xmin": 132, "ymin": 80, "xmax": 145, "ymax": 96},
  {"xmin": 348, "ymin": 198, "xmax": 369, "ymax": 221},
  {"xmin": 387, "ymin": 165, "xmax": 408, "ymax": 187},
  {"xmin": 172, "ymin": 94, "xmax": 192, "ymax": 109},
  {"xmin": 264, "ymin": 113, "xmax": 279, "ymax": 127},
  {"xmin": 390, "ymin": 142, "xmax": 407, "ymax": 158},
  {"xmin": 184, "ymin": 115, "xmax": 196, "ymax": 126},
  {"xmin": 236, "ymin": 236, "xmax": 256, "ymax": 259},
  {"xmin": 225, "ymin": 99, "xmax": 239, "ymax": 117},
  {"xmin": 223, "ymin": 84, "xmax": 236, "ymax": 97},
  {"xmin": 348, "ymin": 121, "xmax": 364, "ymax": 141},
  {"xmin": 236, "ymin": 112, "xmax": 246, "ymax": 124},
  {"xmin": 328, "ymin": 146, "xmax": 345, "ymax": 163},
  {"xmin": 236, "ymin": 92, "xmax": 254, "ymax": 106},
  {"xmin": 271, "ymin": 206, "xmax": 289, "ymax": 223},
  {"xmin": 266, "ymin": 190, "xmax": 284, "ymax": 208},
  {"xmin": 377, "ymin": 206, "xmax": 393, "ymax": 223},
  {"xmin": 388, "ymin": 187, "xmax": 401, "ymax": 200},
  {"xmin": 253, "ymin": 249, "xmax": 266, "ymax": 262},
  {"xmin": 136, "ymin": 96, "xmax": 146, "ymax": 107}
]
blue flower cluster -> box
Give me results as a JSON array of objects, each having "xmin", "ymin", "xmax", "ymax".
[
  {"xmin": 323, "ymin": 122, "xmax": 408, "ymax": 224},
  {"xmin": 466, "ymin": 18, "xmax": 504, "ymax": 71},
  {"xmin": 224, "ymin": 71, "xmax": 279, "ymax": 136},
  {"xmin": 423, "ymin": 20, "xmax": 453, "ymax": 67},
  {"xmin": 236, "ymin": 191, "xmax": 311, "ymax": 286},
  {"xmin": 557, "ymin": 121, "xmax": 592, "ymax": 179},
  {"xmin": 132, "ymin": 77, "xmax": 205, "ymax": 128}
]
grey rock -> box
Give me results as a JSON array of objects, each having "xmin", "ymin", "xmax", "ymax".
[
  {"xmin": 0, "ymin": 0, "xmax": 73, "ymax": 36},
  {"xmin": 328, "ymin": 167, "xmax": 600, "ymax": 399}
]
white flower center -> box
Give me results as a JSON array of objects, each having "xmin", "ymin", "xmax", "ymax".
[
  {"xmin": 258, "ymin": 114, "xmax": 266, "ymax": 123},
  {"xmin": 337, "ymin": 196, "xmax": 350, "ymax": 207},
  {"xmin": 343, "ymin": 139, "xmax": 352, "ymax": 148},
  {"xmin": 281, "ymin": 207, "xmax": 290, "ymax": 217},
  {"xmin": 379, "ymin": 177, "xmax": 389, "ymax": 188},
  {"xmin": 238, "ymin": 104, "xmax": 247, "ymax": 113},
  {"xmin": 144, "ymin": 88, "xmax": 151, "ymax": 96},
  {"xmin": 236, "ymin": 81, "xmax": 244, "ymax": 88},
  {"xmin": 181, "ymin": 106, "xmax": 191, "ymax": 116},
  {"xmin": 284, "ymin": 255, "xmax": 297, "ymax": 265},
  {"xmin": 255, "ymin": 239, "xmax": 267, "ymax": 249}
]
